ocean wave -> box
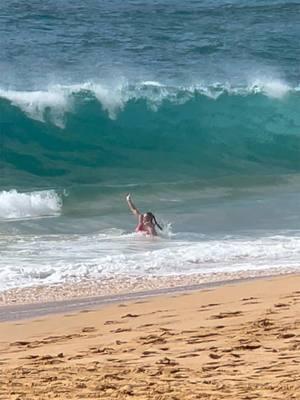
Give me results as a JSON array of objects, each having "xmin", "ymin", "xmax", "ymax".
[
  {"xmin": 0, "ymin": 88, "xmax": 71, "ymax": 128},
  {"xmin": 1, "ymin": 78, "xmax": 300, "ymax": 186},
  {"xmin": 0, "ymin": 78, "xmax": 295, "ymax": 125},
  {"xmin": 0, "ymin": 190, "xmax": 62, "ymax": 220}
]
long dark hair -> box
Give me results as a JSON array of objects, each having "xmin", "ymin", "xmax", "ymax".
[{"xmin": 146, "ymin": 212, "xmax": 163, "ymax": 231}]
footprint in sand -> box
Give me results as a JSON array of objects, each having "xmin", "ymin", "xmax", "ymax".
[
  {"xmin": 116, "ymin": 340, "xmax": 126, "ymax": 345},
  {"xmin": 210, "ymin": 311, "xmax": 243, "ymax": 319},
  {"xmin": 142, "ymin": 350, "xmax": 158, "ymax": 357},
  {"xmin": 159, "ymin": 327, "xmax": 175, "ymax": 334},
  {"xmin": 253, "ymin": 318, "xmax": 274, "ymax": 329},
  {"xmin": 139, "ymin": 334, "xmax": 167, "ymax": 345},
  {"xmin": 138, "ymin": 323, "xmax": 155, "ymax": 329},
  {"xmin": 198, "ymin": 303, "xmax": 220, "ymax": 311},
  {"xmin": 21, "ymin": 354, "xmax": 39, "ymax": 360},
  {"xmin": 236, "ymin": 343, "xmax": 261, "ymax": 350},
  {"xmin": 242, "ymin": 297, "xmax": 258, "ymax": 301},
  {"xmin": 209, "ymin": 353, "xmax": 222, "ymax": 360},
  {"xmin": 104, "ymin": 320, "xmax": 123, "ymax": 325},
  {"xmin": 180, "ymin": 329, "xmax": 198, "ymax": 334},
  {"xmin": 10, "ymin": 341, "xmax": 30, "ymax": 347},
  {"xmin": 121, "ymin": 313, "xmax": 140, "ymax": 318},
  {"xmin": 274, "ymin": 303, "xmax": 289, "ymax": 308},
  {"xmin": 178, "ymin": 352, "xmax": 200, "ymax": 359},
  {"xmin": 156, "ymin": 357, "xmax": 178, "ymax": 366},
  {"xmin": 38, "ymin": 354, "xmax": 65, "ymax": 364},
  {"xmin": 82, "ymin": 326, "xmax": 97, "ymax": 333},
  {"xmin": 278, "ymin": 333, "xmax": 295, "ymax": 339},
  {"xmin": 160, "ymin": 347, "xmax": 169, "ymax": 351},
  {"xmin": 186, "ymin": 332, "xmax": 219, "ymax": 344},
  {"xmin": 89, "ymin": 347, "xmax": 114, "ymax": 354},
  {"xmin": 111, "ymin": 328, "xmax": 132, "ymax": 333}
]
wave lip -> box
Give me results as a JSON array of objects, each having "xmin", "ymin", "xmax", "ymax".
[
  {"xmin": 0, "ymin": 190, "xmax": 62, "ymax": 220},
  {"xmin": 0, "ymin": 77, "xmax": 295, "ymax": 125},
  {"xmin": 0, "ymin": 87, "xmax": 72, "ymax": 127}
]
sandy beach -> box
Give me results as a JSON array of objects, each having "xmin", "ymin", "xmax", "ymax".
[{"xmin": 0, "ymin": 274, "xmax": 299, "ymax": 400}]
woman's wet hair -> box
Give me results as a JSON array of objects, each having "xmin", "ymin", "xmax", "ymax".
[{"xmin": 144, "ymin": 212, "xmax": 162, "ymax": 231}]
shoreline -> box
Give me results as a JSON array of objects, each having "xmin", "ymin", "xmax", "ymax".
[
  {"xmin": 0, "ymin": 271, "xmax": 298, "ymax": 322},
  {"xmin": 1, "ymin": 265, "xmax": 298, "ymax": 308}
]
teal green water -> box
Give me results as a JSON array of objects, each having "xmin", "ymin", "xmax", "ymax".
[
  {"xmin": 1, "ymin": 88, "xmax": 300, "ymax": 187},
  {"xmin": 1, "ymin": 0, "xmax": 300, "ymax": 290}
]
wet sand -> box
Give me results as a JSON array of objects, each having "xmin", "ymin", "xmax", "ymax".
[
  {"xmin": 0, "ymin": 267, "xmax": 290, "ymax": 307},
  {"xmin": 0, "ymin": 274, "xmax": 299, "ymax": 399}
]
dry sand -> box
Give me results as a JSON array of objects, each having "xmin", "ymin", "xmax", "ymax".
[{"xmin": 0, "ymin": 274, "xmax": 299, "ymax": 399}]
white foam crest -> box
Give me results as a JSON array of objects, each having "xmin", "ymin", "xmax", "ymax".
[
  {"xmin": 132, "ymin": 79, "xmax": 293, "ymax": 103},
  {"xmin": 189, "ymin": 78, "xmax": 292, "ymax": 99},
  {"xmin": 89, "ymin": 83, "xmax": 125, "ymax": 120},
  {"xmin": 0, "ymin": 190, "xmax": 62, "ymax": 220},
  {"xmin": 57, "ymin": 80, "xmax": 181, "ymax": 115},
  {"xmin": 247, "ymin": 77, "xmax": 291, "ymax": 98},
  {"xmin": 0, "ymin": 88, "xmax": 71, "ymax": 127},
  {"xmin": 50, "ymin": 81, "xmax": 127, "ymax": 120},
  {"xmin": 186, "ymin": 82, "xmax": 229, "ymax": 99},
  {"xmin": 0, "ymin": 78, "xmax": 296, "ymax": 125},
  {"xmin": 141, "ymin": 81, "xmax": 165, "ymax": 87}
]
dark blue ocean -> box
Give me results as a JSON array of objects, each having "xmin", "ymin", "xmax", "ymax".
[{"xmin": 1, "ymin": 0, "xmax": 300, "ymax": 292}]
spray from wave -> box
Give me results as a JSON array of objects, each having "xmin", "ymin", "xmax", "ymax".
[{"xmin": 0, "ymin": 190, "xmax": 62, "ymax": 220}]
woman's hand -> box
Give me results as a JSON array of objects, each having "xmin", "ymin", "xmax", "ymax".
[{"xmin": 126, "ymin": 193, "xmax": 131, "ymax": 201}]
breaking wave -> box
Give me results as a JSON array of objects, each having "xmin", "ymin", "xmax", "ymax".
[
  {"xmin": 0, "ymin": 190, "xmax": 62, "ymax": 220},
  {"xmin": 1, "ymin": 79, "xmax": 300, "ymax": 186}
]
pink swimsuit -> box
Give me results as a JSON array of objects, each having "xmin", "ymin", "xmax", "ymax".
[
  {"xmin": 136, "ymin": 221, "xmax": 156, "ymax": 236},
  {"xmin": 136, "ymin": 222, "xmax": 147, "ymax": 233}
]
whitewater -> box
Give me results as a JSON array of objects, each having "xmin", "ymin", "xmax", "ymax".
[{"xmin": 1, "ymin": 0, "xmax": 300, "ymax": 294}]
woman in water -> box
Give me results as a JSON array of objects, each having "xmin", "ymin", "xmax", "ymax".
[{"xmin": 126, "ymin": 193, "xmax": 162, "ymax": 236}]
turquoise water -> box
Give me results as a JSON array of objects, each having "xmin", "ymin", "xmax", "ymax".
[{"xmin": 1, "ymin": 0, "xmax": 300, "ymax": 290}]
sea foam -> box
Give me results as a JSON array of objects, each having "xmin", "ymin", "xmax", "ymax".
[
  {"xmin": 0, "ymin": 232, "xmax": 300, "ymax": 291},
  {"xmin": 0, "ymin": 190, "xmax": 62, "ymax": 220}
]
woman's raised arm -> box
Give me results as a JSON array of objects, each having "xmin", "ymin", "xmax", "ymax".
[{"xmin": 126, "ymin": 194, "xmax": 141, "ymax": 217}]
